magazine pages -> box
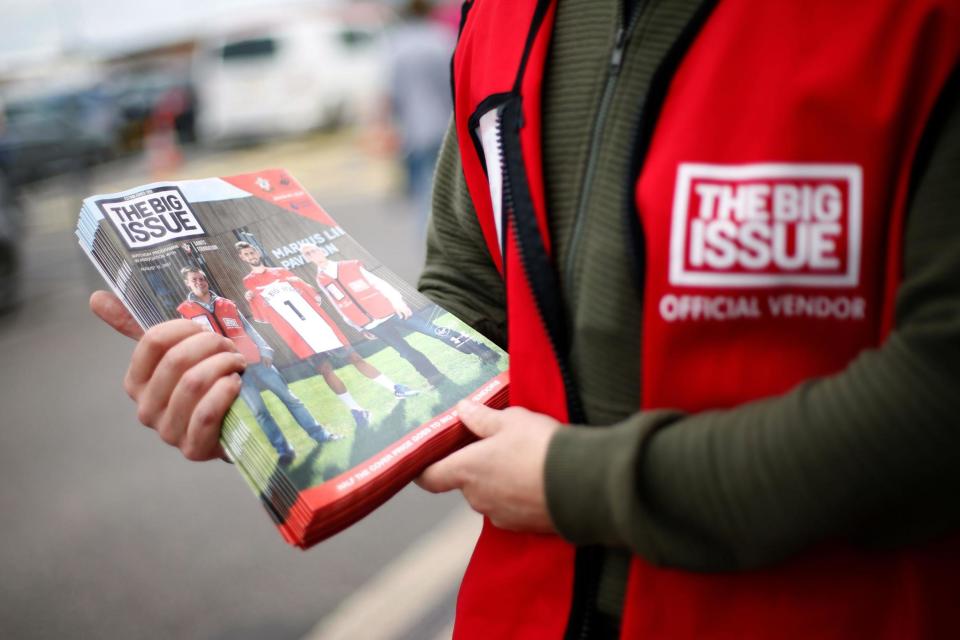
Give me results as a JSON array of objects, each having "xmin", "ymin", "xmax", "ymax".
[{"xmin": 77, "ymin": 169, "xmax": 508, "ymax": 548}]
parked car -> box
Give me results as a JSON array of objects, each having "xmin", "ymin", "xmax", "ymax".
[
  {"xmin": 0, "ymin": 89, "xmax": 118, "ymax": 186},
  {"xmin": 106, "ymin": 69, "xmax": 196, "ymax": 152},
  {"xmin": 192, "ymin": 9, "xmax": 387, "ymax": 145}
]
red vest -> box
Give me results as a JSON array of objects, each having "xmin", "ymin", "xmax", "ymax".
[
  {"xmin": 315, "ymin": 260, "xmax": 397, "ymax": 328},
  {"xmin": 452, "ymin": 1, "xmax": 960, "ymax": 638},
  {"xmin": 177, "ymin": 297, "xmax": 262, "ymax": 364}
]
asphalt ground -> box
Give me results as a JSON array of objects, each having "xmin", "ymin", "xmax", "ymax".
[{"xmin": 0, "ymin": 131, "xmax": 476, "ymax": 639}]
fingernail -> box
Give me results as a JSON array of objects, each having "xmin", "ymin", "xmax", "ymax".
[{"xmin": 457, "ymin": 400, "xmax": 478, "ymax": 414}]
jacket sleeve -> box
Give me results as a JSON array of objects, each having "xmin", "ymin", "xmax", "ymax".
[
  {"xmin": 418, "ymin": 122, "xmax": 507, "ymax": 348},
  {"xmin": 544, "ymin": 86, "xmax": 960, "ymax": 571}
]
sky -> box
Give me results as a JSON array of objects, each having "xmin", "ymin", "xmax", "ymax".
[{"xmin": 0, "ymin": 0, "xmax": 328, "ymax": 61}]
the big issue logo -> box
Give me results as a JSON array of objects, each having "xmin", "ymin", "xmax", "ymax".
[
  {"xmin": 662, "ymin": 163, "xmax": 866, "ymax": 322},
  {"xmin": 99, "ymin": 186, "xmax": 206, "ymax": 250}
]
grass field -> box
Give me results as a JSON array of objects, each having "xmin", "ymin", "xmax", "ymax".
[{"xmin": 222, "ymin": 313, "xmax": 507, "ymax": 493}]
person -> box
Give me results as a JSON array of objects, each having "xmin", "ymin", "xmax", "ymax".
[
  {"xmin": 176, "ymin": 267, "xmax": 340, "ymax": 465},
  {"xmin": 89, "ymin": 1, "xmax": 960, "ymax": 639},
  {"xmin": 384, "ymin": 0, "xmax": 456, "ymax": 226},
  {"xmin": 299, "ymin": 242, "xmax": 499, "ymax": 388},
  {"xmin": 235, "ymin": 241, "xmax": 419, "ymax": 431}
]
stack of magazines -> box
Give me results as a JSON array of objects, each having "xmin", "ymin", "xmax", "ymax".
[{"xmin": 77, "ymin": 169, "xmax": 508, "ymax": 548}]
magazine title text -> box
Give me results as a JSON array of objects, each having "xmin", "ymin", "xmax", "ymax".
[{"xmin": 101, "ymin": 187, "xmax": 206, "ymax": 249}]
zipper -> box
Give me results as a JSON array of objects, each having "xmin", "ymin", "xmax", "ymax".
[
  {"xmin": 563, "ymin": 4, "xmax": 646, "ymax": 297},
  {"xmin": 495, "ymin": 104, "xmax": 515, "ymax": 266},
  {"xmin": 496, "ymin": 98, "xmax": 585, "ymax": 423},
  {"xmin": 562, "ymin": 8, "xmax": 646, "ymax": 639},
  {"xmin": 496, "ymin": 95, "xmax": 600, "ymax": 640},
  {"xmin": 204, "ymin": 300, "xmax": 229, "ymax": 336}
]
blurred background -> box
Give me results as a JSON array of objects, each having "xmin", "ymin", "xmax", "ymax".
[{"xmin": 0, "ymin": 1, "xmax": 477, "ymax": 638}]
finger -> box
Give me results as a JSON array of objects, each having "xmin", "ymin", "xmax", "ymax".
[
  {"xmin": 136, "ymin": 331, "xmax": 240, "ymax": 426},
  {"xmin": 160, "ymin": 352, "xmax": 246, "ymax": 452},
  {"xmin": 125, "ymin": 320, "xmax": 210, "ymax": 398},
  {"xmin": 417, "ymin": 451, "xmax": 470, "ymax": 493},
  {"xmin": 181, "ymin": 372, "xmax": 244, "ymax": 461},
  {"xmin": 90, "ymin": 290, "xmax": 144, "ymax": 340},
  {"xmin": 456, "ymin": 400, "xmax": 505, "ymax": 439}
]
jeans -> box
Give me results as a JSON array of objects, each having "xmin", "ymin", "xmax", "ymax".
[{"xmin": 239, "ymin": 362, "xmax": 326, "ymax": 455}]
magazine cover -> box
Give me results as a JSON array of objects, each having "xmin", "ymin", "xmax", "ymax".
[{"xmin": 77, "ymin": 169, "xmax": 508, "ymax": 547}]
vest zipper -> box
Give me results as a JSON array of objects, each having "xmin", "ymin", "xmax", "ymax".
[
  {"xmin": 497, "ymin": 96, "xmax": 586, "ymax": 424},
  {"xmin": 563, "ymin": 6, "xmax": 645, "ymax": 298},
  {"xmin": 561, "ymin": 9, "xmax": 647, "ymax": 640},
  {"xmin": 204, "ymin": 299, "xmax": 228, "ymax": 336}
]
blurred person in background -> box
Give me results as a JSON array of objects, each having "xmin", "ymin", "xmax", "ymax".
[{"xmin": 384, "ymin": 0, "xmax": 455, "ymax": 232}]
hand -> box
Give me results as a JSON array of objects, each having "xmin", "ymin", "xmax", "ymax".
[
  {"xmin": 244, "ymin": 290, "xmax": 254, "ymax": 302},
  {"xmin": 394, "ymin": 301, "xmax": 413, "ymax": 319},
  {"xmin": 262, "ymin": 355, "xmax": 273, "ymax": 368},
  {"xmin": 90, "ymin": 290, "xmax": 246, "ymax": 461},
  {"xmin": 417, "ymin": 401, "xmax": 561, "ymax": 533}
]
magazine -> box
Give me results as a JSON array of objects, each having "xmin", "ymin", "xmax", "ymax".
[{"xmin": 77, "ymin": 169, "xmax": 508, "ymax": 548}]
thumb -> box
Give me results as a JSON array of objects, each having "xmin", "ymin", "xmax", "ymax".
[
  {"xmin": 90, "ymin": 290, "xmax": 144, "ymax": 340},
  {"xmin": 457, "ymin": 400, "xmax": 504, "ymax": 439}
]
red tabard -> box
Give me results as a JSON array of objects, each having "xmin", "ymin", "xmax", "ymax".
[
  {"xmin": 315, "ymin": 260, "xmax": 397, "ymax": 328},
  {"xmin": 452, "ymin": 0, "xmax": 960, "ymax": 638},
  {"xmin": 242, "ymin": 267, "xmax": 348, "ymax": 358},
  {"xmin": 454, "ymin": 1, "xmax": 575, "ymax": 638},
  {"xmin": 177, "ymin": 297, "xmax": 261, "ymax": 364}
]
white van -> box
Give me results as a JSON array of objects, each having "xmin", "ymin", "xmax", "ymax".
[{"xmin": 192, "ymin": 9, "xmax": 387, "ymax": 144}]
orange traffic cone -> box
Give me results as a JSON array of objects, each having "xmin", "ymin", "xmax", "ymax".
[{"xmin": 145, "ymin": 89, "xmax": 186, "ymax": 178}]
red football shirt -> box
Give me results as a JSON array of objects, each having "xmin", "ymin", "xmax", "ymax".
[{"xmin": 243, "ymin": 267, "xmax": 348, "ymax": 358}]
